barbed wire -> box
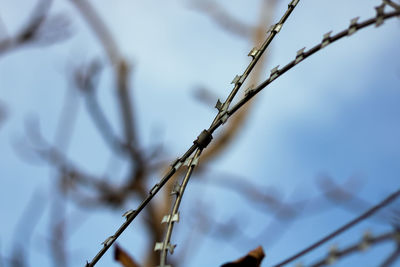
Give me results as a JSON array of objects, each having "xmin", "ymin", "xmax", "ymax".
[
  {"xmin": 155, "ymin": 149, "xmax": 203, "ymax": 267},
  {"xmin": 226, "ymin": 2, "xmax": 400, "ymax": 119},
  {"xmin": 85, "ymin": 1, "xmax": 400, "ymax": 266},
  {"xmin": 155, "ymin": 1, "xmax": 300, "ymax": 266},
  {"xmin": 299, "ymin": 229, "xmax": 400, "ymax": 267},
  {"xmin": 85, "ymin": 0, "xmax": 299, "ymax": 265},
  {"xmin": 272, "ymin": 188, "xmax": 400, "ymax": 267}
]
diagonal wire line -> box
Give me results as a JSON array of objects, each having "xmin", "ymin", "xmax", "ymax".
[
  {"xmin": 227, "ymin": 8, "xmax": 400, "ymax": 118},
  {"xmin": 156, "ymin": 1, "xmax": 300, "ymax": 265},
  {"xmin": 85, "ymin": 2, "xmax": 400, "ymax": 266},
  {"xmin": 307, "ymin": 231, "xmax": 400, "ymax": 267},
  {"xmin": 156, "ymin": 149, "xmax": 203, "ymax": 267},
  {"xmin": 272, "ymin": 188, "xmax": 400, "ymax": 267},
  {"xmin": 211, "ymin": 0, "xmax": 299, "ymax": 127},
  {"xmin": 85, "ymin": 1, "xmax": 299, "ymax": 265}
]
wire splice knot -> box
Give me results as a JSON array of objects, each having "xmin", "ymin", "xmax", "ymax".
[{"xmin": 194, "ymin": 130, "xmax": 213, "ymax": 149}]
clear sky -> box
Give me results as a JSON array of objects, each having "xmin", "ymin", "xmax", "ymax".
[{"xmin": 0, "ymin": 0, "xmax": 399, "ymax": 266}]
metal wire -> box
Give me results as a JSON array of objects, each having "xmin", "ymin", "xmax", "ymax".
[
  {"xmin": 156, "ymin": 1, "xmax": 300, "ymax": 266},
  {"xmin": 156, "ymin": 149, "xmax": 203, "ymax": 267},
  {"xmin": 305, "ymin": 230, "xmax": 400, "ymax": 267},
  {"xmin": 85, "ymin": 1, "xmax": 400, "ymax": 266},
  {"xmin": 227, "ymin": 7, "xmax": 400, "ymax": 118},
  {"xmin": 272, "ymin": 188, "xmax": 400, "ymax": 267},
  {"xmin": 211, "ymin": 0, "xmax": 300, "ymax": 127}
]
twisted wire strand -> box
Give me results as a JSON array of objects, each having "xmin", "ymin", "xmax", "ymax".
[
  {"xmin": 304, "ymin": 230, "xmax": 400, "ymax": 267},
  {"xmin": 211, "ymin": 0, "xmax": 300, "ymax": 127},
  {"xmin": 85, "ymin": 1, "xmax": 299, "ymax": 265},
  {"xmin": 85, "ymin": 144, "xmax": 198, "ymax": 266},
  {"xmin": 272, "ymin": 188, "xmax": 400, "ymax": 267},
  {"xmin": 156, "ymin": 1, "xmax": 300, "ymax": 266},
  {"xmin": 227, "ymin": 5, "xmax": 400, "ymax": 118},
  {"xmin": 156, "ymin": 149, "xmax": 203, "ymax": 267},
  {"xmin": 85, "ymin": 2, "xmax": 400, "ymax": 266}
]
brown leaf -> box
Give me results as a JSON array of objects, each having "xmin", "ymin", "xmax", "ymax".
[
  {"xmin": 220, "ymin": 246, "xmax": 265, "ymax": 267},
  {"xmin": 114, "ymin": 244, "xmax": 141, "ymax": 267}
]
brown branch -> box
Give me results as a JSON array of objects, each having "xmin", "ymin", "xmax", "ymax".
[
  {"xmin": 189, "ymin": 0, "xmax": 255, "ymax": 39},
  {"xmin": 0, "ymin": 0, "xmax": 70, "ymax": 56}
]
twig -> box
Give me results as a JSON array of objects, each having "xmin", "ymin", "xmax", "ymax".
[{"xmin": 189, "ymin": 0, "xmax": 255, "ymax": 39}]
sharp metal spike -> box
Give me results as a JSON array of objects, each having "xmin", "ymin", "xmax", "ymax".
[
  {"xmin": 122, "ymin": 209, "xmax": 136, "ymax": 220},
  {"xmin": 101, "ymin": 236, "xmax": 115, "ymax": 247},
  {"xmin": 149, "ymin": 184, "xmax": 159, "ymax": 195},
  {"xmin": 295, "ymin": 47, "xmax": 306, "ymax": 64},
  {"xmin": 170, "ymin": 182, "xmax": 181, "ymax": 196},
  {"xmin": 215, "ymin": 99, "xmax": 223, "ymax": 111},
  {"xmin": 183, "ymin": 157, "xmax": 191, "ymax": 166},
  {"xmin": 269, "ymin": 65, "xmax": 280, "ymax": 81},
  {"xmin": 326, "ymin": 245, "xmax": 339, "ymax": 265},
  {"xmin": 272, "ymin": 23, "xmax": 282, "ymax": 33},
  {"xmin": 166, "ymin": 243, "xmax": 177, "ymax": 254},
  {"xmin": 238, "ymin": 74, "xmax": 246, "ymax": 85},
  {"xmin": 321, "ymin": 31, "xmax": 332, "ymax": 48},
  {"xmin": 244, "ymin": 85, "xmax": 256, "ymax": 97},
  {"xmin": 359, "ymin": 231, "xmax": 373, "ymax": 250},
  {"xmin": 248, "ymin": 47, "xmax": 259, "ymax": 58},
  {"xmin": 170, "ymin": 158, "xmax": 182, "ymax": 171},
  {"xmin": 289, "ymin": 0, "xmax": 299, "ymax": 7},
  {"xmin": 220, "ymin": 112, "xmax": 229, "ymax": 124},
  {"xmin": 154, "ymin": 242, "xmax": 164, "ymax": 251},
  {"xmin": 154, "ymin": 242, "xmax": 176, "ymax": 254},
  {"xmin": 183, "ymin": 156, "xmax": 199, "ymax": 167},
  {"xmin": 191, "ymin": 155, "xmax": 200, "ymax": 166},
  {"xmin": 161, "ymin": 215, "xmax": 171, "ymax": 224},
  {"xmin": 375, "ymin": 5, "xmax": 385, "ymax": 26},
  {"xmin": 348, "ymin": 17, "xmax": 359, "ymax": 35},
  {"xmin": 231, "ymin": 75, "xmax": 241, "ymax": 84},
  {"xmin": 161, "ymin": 213, "xmax": 180, "ymax": 224}
]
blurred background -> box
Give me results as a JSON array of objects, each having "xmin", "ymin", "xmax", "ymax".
[{"xmin": 0, "ymin": 0, "xmax": 400, "ymax": 266}]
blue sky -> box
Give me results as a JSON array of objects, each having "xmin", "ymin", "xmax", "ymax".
[{"xmin": 0, "ymin": 0, "xmax": 400, "ymax": 266}]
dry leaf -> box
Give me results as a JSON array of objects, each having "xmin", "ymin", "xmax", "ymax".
[
  {"xmin": 114, "ymin": 244, "xmax": 141, "ymax": 267},
  {"xmin": 221, "ymin": 246, "xmax": 265, "ymax": 267}
]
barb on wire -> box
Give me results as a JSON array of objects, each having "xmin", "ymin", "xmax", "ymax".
[
  {"xmin": 292, "ymin": 230, "xmax": 400, "ymax": 267},
  {"xmin": 85, "ymin": 130, "xmax": 213, "ymax": 266},
  {"xmin": 85, "ymin": 1, "xmax": 400, "ymax": 266},
  {"xmin": 85, "ymin": 0, "xmax": 299, "ymax": 265},
  {"xmin": 154, "ymin": 1, "xmax": 300, "ymax": 265},
  {"xmin": 272, "ymin": 188, "xmax": 400, "ymax": 267},
  {"xmin": 156, "ymin": 149, "xmax": 203, "ymax": 267},
  {"xmin": 210, "ymin": 0, "xmax": 299, "ymax": 127},
  {"xmin": 227, "ymin": 5, "xmax": 400, "ymax": 118}
]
